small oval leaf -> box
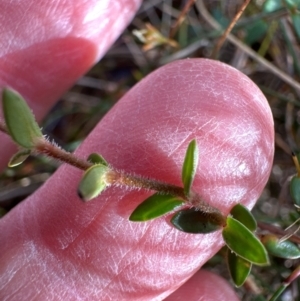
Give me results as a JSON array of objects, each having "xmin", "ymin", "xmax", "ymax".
[
  {"xmin": 261, "ymin": 234, "xmax": 300, "ymax": 259},
  {"xmin": 227, "ymin": 249, "xmax": 252, "ymax": 287},
  {"xmin": 182, "ymin": 139, "xmax": 199, "ymax": 196},
  {"xmin": 230, "ymin": 204, "xmax": 257, "ymax": 231},
  {"xmin": 171, "ymin": 207, "xmax": 223, "ymax": 234},
  {"xmin": 2, "ymin": 88, "xmax": 43, "ymax": 148},
  {"xmin": 87, "ymin": 153, "xmax": 108, "ymax": 166},
  {"xmin": 223, "ymin": 217, "xmax": 269, "ymax": 266},
  {"xmin": 290, "ymin": 176, "xmax": 300, "ymax": 206},
  {"xmin": 8, "ymin": 149, "xmax": 31, "ymax": 167},
  {"xmin": 129, "ymin": 193, "xmax": 184, "ymax": 221},
  {"xmin": 78, "ymin": 164, "xmax": 109, "ymax": 202}
]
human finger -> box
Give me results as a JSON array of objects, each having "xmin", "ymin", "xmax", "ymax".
[
  {"xmin": 0, "ymin": 0, "xmax": 141, "ymax": 170},
  {"xmin": 0, "ymin": 59, "xmax": 274, "ymax": 300}
]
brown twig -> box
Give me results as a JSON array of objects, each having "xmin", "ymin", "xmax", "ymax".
[
  {"xmin": 212, "ymin": 0, "xmax": 251, "ymax": 59},
  {"xmin": 169, "ymin": 0, "xmax": 196, "ymax": 39},
  {"xmin": 196, "ymin": 0, "xmax": 300, "ymax": 92},
  {"xmin": 258, "ymin": 222, "xmax": 300, "ymax": 244}
]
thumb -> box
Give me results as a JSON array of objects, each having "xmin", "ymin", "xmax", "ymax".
[{"xmin": 0, "ymin": 59, "xmax": 274, "ymax": 300}]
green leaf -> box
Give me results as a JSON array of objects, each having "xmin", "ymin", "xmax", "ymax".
[
  {"xmin": 292, "ymin": 14, "xmax": 300, "ymax": 43},
  {"xmin": 8, "ymin": 149, "xmax": 31, "ymax": 167},
  {"xmin": 182, "ymin": 139, "xmax": 199, "ymax": 196},
  {"xmin": 290, "ymin": 176, "xmax": 300, "ymax": 206},
  {"xmin": 263, "ymin": 0, "xmax": 283, "ymax": 12},
  {"xmin": 230, "ymin": 204, "xmax": 257, "ymax": 231},
  {"xmin": 2, "ymin": 88, "xmax": 43, "ymax": 148},
  {"xmin": 227, "ymin": 249, "xmax": 252, "ymax": 287},
  {"xmin": 78, "ymin": 164, "xmax": 109, "ymax": 202},
  {"xmin": 222, "ymin": 217, "xmax": 269, "ymax": 266},
  {"xmin": 284, "ymin": 0, "xmax": 300, "ymax": 9},
  {"xmin": 244, "ymin": 20, "xmax": 268, "ymax": 45},
  {"xmin": 171, "ymin": 207, "xmax": 223, "ymax": 234},
  {"xmin": 129, "ymin": 193, "xmax": 184, "ymax": 221},
  {"xmin": 87, "ymin": 153, "xmax": 108, "ymax": 166},
  {"xmin": 261, "ymin": 234, "xmax": 300, "ymax": 259}
]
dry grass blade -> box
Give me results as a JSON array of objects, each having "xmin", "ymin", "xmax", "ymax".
[
  {"xmin": 196, "ymin": 0, "xmax": 300, "ymax": 92},
  {"xmin": 169, "ymin": 0, "xmax": 196, "ymax": 38},
  {"xmin": 212, "ymin": 0, "xmax": 251, "ymax": 59}
]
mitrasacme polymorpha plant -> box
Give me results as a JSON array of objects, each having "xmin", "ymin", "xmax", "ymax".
[{"xmin": 1, "ymin": 87, "xmax": 300, "ymax": 294}]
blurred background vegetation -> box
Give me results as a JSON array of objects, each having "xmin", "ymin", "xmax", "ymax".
[{"xmin": 2, "ymin": 0, "xmax": 300, "ymax": 300}]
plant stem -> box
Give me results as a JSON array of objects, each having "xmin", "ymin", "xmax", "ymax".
[
  {"xmin": 35, "ymin": 139, "xmax": 92, "ymax": 170},
  {"xmin": 107, "ymin": 169, "xmax": 187, "ymax": 198},
  {"xmin": 196, "ymin": 0, "xmax": 300, "ymax": 92},
  {"xmin": 0, "ymin": 118, "xmax": 224, "ymax": 219},
  {"xmin": 258, "ymin": 222, "xmax": 300, "ymax": 244},
  {"xmin": 268, "ymin": 266, "xmax": 300, "ymax": 301},
  {"xmin": 1, "ymin": 118, "xmax": 186, "ymax": 197},
  {"xmin": 211, "ymin": 0, "xmax": 251, "ymax": 59},
  {"xmin": 169, "ymin": 0, "xmax": 196, "ymax": 39},
  {"xmin": 106, "ymin": 169, "xmax": 225, "ymax": 224},
  {"xmin": 33, "ymin": 140, "xmax": 192, "ymax": 201}
]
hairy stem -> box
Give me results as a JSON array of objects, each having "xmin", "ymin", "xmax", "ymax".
[
  {"xmin": 34, "ymin": 139, "xmax": 92, "ymax": 170},
  {"xmin": 107, "ymin": 169, "xmax": 187, "ymax": 198},
  {"xmin": 107, "ymin": 169, "xmax": 225, "ymax": 222},
  {"xmin": 0, "ymin": 119, "xmax": 224, "ymax": 219}
]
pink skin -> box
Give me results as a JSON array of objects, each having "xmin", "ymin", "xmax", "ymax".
[
  {"xmin": 165, "ymin": 270, "xmax": 241, "ymax": 301},
  {"xmin": 0, "ymin": 2, "xmax": 274, "ymax": 301},
  {"xmin": 0, "ymin": 0, "xmax": 141, "ymax": 170}
]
